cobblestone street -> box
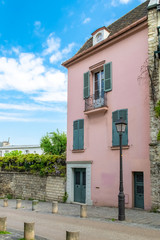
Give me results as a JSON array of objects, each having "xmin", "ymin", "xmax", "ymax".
[{"xmin": 0, "ymin": 199, "xmax": 160, "ymax": 239}]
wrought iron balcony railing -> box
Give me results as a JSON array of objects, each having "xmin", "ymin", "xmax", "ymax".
[{"xmin": 85, "ymin": 93, "xmax": 107, "ymax": 112}]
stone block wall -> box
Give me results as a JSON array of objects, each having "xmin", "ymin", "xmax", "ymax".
[
  {"xmin": 148, "ymin": 6, "xmax": 160, "ymax": 208},
  {"xmin": 150, "ymin": 144, "xmax": 160, "ymax": 207},
  {"xmin": 0, "ymin": 172, "xmax": 65, "ymax": 202}
]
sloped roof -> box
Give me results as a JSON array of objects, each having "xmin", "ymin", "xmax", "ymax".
[{"xmin": 76, "ymin": 1, "xmax": 149, "ymax": 55}]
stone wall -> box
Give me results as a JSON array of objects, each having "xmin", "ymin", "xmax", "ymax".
[
  {"xmin": 148, "ymin": 6, "xmax": 160, "ymax": 208},
  {"xmin": 0, "ymin": 172, "xmax": 65, "ymax": 202}
]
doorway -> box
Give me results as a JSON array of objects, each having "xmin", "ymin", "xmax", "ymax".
[
  {"xmin": 134, "ymin": 172, "xmax": 144, "ymax": 209},
  {"xmin": 74, "ymin": 168, "xmax": 86, "ymax": 203}
]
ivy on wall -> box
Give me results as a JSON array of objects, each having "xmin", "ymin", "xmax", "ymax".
[
  {"xmin": 0, "ymin": 154, "xmax": 66, "ymax": 177},
  {"xmin": 155, "ymin": 100, "xmax": 160, "ymax": 141}
]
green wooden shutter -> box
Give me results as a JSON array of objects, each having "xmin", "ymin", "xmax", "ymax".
[
  {"xmin": 119, "ymin": 109, "xmax": 128, "ymax": 146},
  {"xmin": 112, "ymin": 109, "xmax": 128, "ymax": 147},
  {"xmin": 104, "ymin": 62, "xmax": 112, "ymax": 92},
  {"xmin": 73, "ymin": 120, "xmax": 79, "ymax": 150},
  {"xmin": 83, "ymin": 72, "xmax": 90, "ymax": 99},
  {"xmin": 112, "ymin": 110, "xmax": 119, "ymax": 146},
  {"xmin": 78, "ymin": 119, "xmax": 84, "ymax": 149}
]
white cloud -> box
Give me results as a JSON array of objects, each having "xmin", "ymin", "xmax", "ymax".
[
  {"xmin": 83, "ymin": 17, "xmax": 91, "ymax": 24},
  {"xmin": 43, "ymin": 33, "xmax": 61, "ymax": 56},
  {"xmin": 12, "ymin": 47, "xmax": 20, "ymax": 55},
  {"xmin": 120, "ymin": 0, "xmax": 131, "ymax": 3},
  {"xmin": 0, "ymin": 114, "xmax": 65, "ymax": 122},
  {"xmin": 49, "ymin": 42, "xmax": 75, "ymax": 63},
  {"xmin": 50, "ymin": 52, "xmax": 62, "ymax": 63},
  {"xmin": 32, "ymin": 91, "xmax": 67, "ymax": 102},
  {"xmin": 0, "ymin": 53, "xmax": 67, "ymax": 102},
  {"xmin": 34, "ymin": 21, "xmax": 41, "ymax": 28},
  {"xmin": 0, "ymin": 32, "xmax": 75, "ymax": 103},
  {"xmin": 0, "ymin": 46, "xmax": 21, "ymax": 56},
  {"xmin": 34, "ymin": 21, "xmax": 44, "ymax": 36},
  {"xmin": 42, "ymin": 33, "xmax": 75, "ymax": 63},
  {"xmin": 0, "ymin": 103, "xmax": 65, "ymax": 112},
  {"xmin": 111, "ymin": 0, "xmax": 131, "ymax": 6}
]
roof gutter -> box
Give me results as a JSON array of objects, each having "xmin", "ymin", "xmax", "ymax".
[{"xmin": 62, "ymin": 16, "xmax": 147, "ymax": 68}]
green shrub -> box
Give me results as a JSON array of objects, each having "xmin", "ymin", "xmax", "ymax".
[
  {"xmin": 6, "ymin": 194, "xmax": 13, "ymax": 199},
  {"xmin": 154, "ymin": 101, "xmax": 160, "ymax": 141},
  {"xmin": 63, "ymin": 192, "xmax": 68, "ymax": 203},
  {"xmin": 4, "ymin": 150, "xmax": 23, "ymax": 157},
  {"xmin": 155, "ymin": 100, "xmax": 160, "ymax": 117},
  {"xmin": 0, "ymin": 154, "xmax": 66, "ymax": 177},
  {"xmin": 0, "ymin": 231, "xmax": 11, "ymax": 234},
  {"xmin": 157, "ymin": 130, "xmax": 160, "ymax": 141}
]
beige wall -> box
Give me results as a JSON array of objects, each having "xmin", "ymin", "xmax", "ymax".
[{"xmin": 0, "ymin": 172, "xmax": 65, "ymax": 202}]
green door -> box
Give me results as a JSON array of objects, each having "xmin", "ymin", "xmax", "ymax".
[
  {"xmin": 134, "ymin": 172, "xmax": 144, "ymax": 209},
  {"xmin": 74, "ymin": 168, "xmax": 86, "ymax": 203}
]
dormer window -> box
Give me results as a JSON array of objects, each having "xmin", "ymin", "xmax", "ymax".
[
  {"xmin": 96, "ymin": 33, "xmax": 103, "ymax": 43},
  {"xmin": 92, "ymin": 26, "xmax": 110, "ymax": 46}
]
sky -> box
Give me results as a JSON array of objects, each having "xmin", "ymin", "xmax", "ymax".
[{"xmin": 0, "ymin": 0, "xmax": 145, "ymax": 145}]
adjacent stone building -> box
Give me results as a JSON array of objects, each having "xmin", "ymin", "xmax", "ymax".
[{"xmin": 148, "ymin": 0, "xmax": 160, "ymax": 208}]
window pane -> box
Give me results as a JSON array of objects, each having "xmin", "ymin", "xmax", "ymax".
[
  {"xmin": 82, "ymin": 172, "xmax": 86, "ymax": 186},
  {"xmin": 75, "ymin": 171, "xmax": 80, "ymax": 185},
  {"xmin": 95, "ymin": 72, "xmax": 100, "ymax": 100},
  {"xmin": 101, "ymin": 79, "xmax": 104, "ymax": 98},
  {"xmin": 137, "ymin": 186, "xmax": 144, "ymax": 194},
  {"xmin": 101, "ymin": 70, "xmax": 104, "ymax": 80},
  {"xmin": 136, "ymin": 173, "xmax": 143, "ymax": 182}
]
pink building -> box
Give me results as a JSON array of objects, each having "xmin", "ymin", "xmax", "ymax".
[{"xmin": 62, "ymin": 1, "xmax": 152, "ymax": 209}]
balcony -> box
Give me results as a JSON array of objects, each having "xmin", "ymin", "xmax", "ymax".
[{"xmin": 84, "ymin": 92, "xmax": 108, "ymax": 115}]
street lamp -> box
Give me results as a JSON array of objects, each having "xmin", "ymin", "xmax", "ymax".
[{"xmin": 115, "ymin": 117, "xmax": 127, "ymax": 221}]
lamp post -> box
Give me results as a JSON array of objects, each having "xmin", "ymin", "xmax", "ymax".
[{"xmin": 115, "ymin": 117, "xmax": 127, "ymax": 221}]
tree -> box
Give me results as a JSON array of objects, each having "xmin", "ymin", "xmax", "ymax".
[
  {"xmin": 4, "ymin": 150, "xmax": 23, "ymax": 157},
  {"xmin": 40, "ymin": 129, "xmax": 67, "ymax": 155}
]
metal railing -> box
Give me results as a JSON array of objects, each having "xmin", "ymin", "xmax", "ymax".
[{"xmin": 85, "ymin": 93, "xmax": 107, "ymax": 112}]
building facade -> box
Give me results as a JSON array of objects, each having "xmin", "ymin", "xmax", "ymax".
[
  {"xmin": 63, "ymin": 0, "xmax": 160, "ymax": 210},
  {"xmin": 0, "ymin": 141, "xmax": 43, "ymax": 156}
]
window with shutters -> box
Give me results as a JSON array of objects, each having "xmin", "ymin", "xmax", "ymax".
[
  {"xmin": 73, "ymin": 119, "xmax": 84, "ymax": 150},
  {"xmin": 84, "ymin": 62, "xmax": 112, "ymax": 113},
  {"xmin": 112, "ymin": 109, "xmax": 128, "ymax": 146}
]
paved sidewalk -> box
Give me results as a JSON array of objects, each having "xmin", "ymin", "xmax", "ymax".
[
  {"xmin": 0, "ymin": 199, "xmax": 160, "ymax": 229},
  {"xmin": 0, "ymin": 228, "xmax": 48, "ymax": 240},
  {"xmin": 0, "ymin": 200, "xmax": 160, "ymax": 240}
]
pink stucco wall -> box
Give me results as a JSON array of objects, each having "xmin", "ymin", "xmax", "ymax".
[{"xmin": 67, "ymin": 27, "xmax": 151, "ymax": 209}]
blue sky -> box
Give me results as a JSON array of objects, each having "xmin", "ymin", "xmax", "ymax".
[{"xmin": 0, "ymin": 0, "xmax": 144, "ymax": 145}]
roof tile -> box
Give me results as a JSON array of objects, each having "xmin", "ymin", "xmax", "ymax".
[{"xmin": 76, "ymin": 0, "xmax": 149, "ymax": 55}]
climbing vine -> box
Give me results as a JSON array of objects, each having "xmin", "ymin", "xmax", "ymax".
[{"xmin": 0, "ymin": 154, "xmax": 66, "ymax": 176}]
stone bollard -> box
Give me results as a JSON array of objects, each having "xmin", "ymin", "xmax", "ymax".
[
  {"xmin": 52, "ymin": 201, "xmax": 58, "ymax": 214},
  {"xmin": 66, "ymin": 231, "xmax": 79, "ymax": 240},
  {"xmin": 80, "ymin": 204, "xmax": 87, "ymax": 218},
  {"xmin": 0, "ymin": 217, "xmax": 7, "ymax": 231},
  {"xmin": 3, "ymin": 198, "xmax": 8, "ymax": 207},
  {"xmin": 24, "ymin": 222, "xmax": 35, "ymax": 240},
  {"xmin": 32, "ymin": 200, "xmax": 39, "ymax": 211},
  {"xmin": 16, "ymin": 199, "xmax": 21, "ymax": 209}
]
